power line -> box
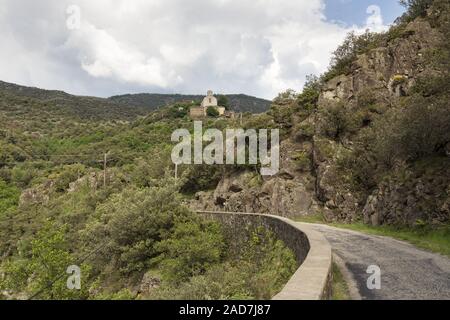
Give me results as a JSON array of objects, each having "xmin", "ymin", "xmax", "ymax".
[{"xmin": 0, "ymin": 153, "xmax": 116, "ymax": 166}]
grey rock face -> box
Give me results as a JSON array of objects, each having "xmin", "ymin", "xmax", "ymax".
[
  {"xmin": 190, "ymin": 139, "xmax": 321, "ymax": 217},
  {"xmin": 191, "ymin": 16, "xmax": 448, "ymax": 226}
]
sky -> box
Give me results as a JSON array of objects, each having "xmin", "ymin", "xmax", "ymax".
[{"xmin": 0, "ymin": 0, "xmax": 405, "ymax": 100}]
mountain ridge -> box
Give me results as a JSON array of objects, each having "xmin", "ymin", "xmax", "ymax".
[{"xmin": 0, "ymin": 80, "xmax": 271, "ymax": 119}]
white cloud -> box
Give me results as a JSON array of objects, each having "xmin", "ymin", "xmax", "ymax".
[
  {"xmin": 67, "ymin": 22, "xmax": 182, "ymax": 87},
  {"xmin": 0, "ymin": 0, "xmax": 389, "ymax": 99}
]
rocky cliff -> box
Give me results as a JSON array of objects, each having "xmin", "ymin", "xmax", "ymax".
[{"xmin": 191, "ymin": 2, "xmax": 450, "ymax": 227}]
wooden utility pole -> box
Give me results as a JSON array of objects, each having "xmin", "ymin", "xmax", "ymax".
[
  {"xmin": 240, "ymin": 112, "xmax": 243, "ymax": 126},
  {"xmin": 175, "ymin": 163, "xmax": 178, "ymax": 180},
  {"xmin": 103, "ymin": 152, "xmax": 107, "ymax": 187}
]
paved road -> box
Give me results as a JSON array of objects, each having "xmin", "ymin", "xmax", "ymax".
[{"xmin": 309, "ymin": 223, "xmax": 450, "ymax": 300}]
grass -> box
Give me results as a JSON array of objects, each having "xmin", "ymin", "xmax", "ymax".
[
  {"xmin": 331, "ymin": 262, "xmax": 350, "ymax": 300},
  {"xmin": 294, "ymin": 214, "xmax": 450, "ymax": 257}
]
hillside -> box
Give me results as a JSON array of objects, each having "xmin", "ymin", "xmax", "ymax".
[
  {"xmin": 0, "ymin": 81, "xmax": 149, "ymax": 121},
  {"xmin": 0, "ymin": 0, "xmax": 448, "ymax": 300},
  {"xmin": 0, "ymin": 88, "xmax": 290, "ymax": 299},
  {"xmin": 108, "ymin": 93, "xmax": 272, "ymax": 113},
  {"xmin": 192, "ymin": 0, "xmax": 450, "ymax": 227}
]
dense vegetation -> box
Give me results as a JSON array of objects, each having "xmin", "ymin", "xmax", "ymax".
[
  {"xmin": 0, "ymin": 86, "xmax": 293, "ymax": 299},
  {"xmin": 0, "ymin": 81, "xmax": 149, "ymax": 121}
]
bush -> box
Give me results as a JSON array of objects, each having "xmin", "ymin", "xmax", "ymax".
[
  {"xmin": 357, "ymin": 88, "xmax": 378, "ymax": 109},
  {"xmin": 153, "ymin": 218, "xmax": 224, "ymax": 283},
  {"xmin": 217, "ymin": 95, "xmax": 230, "ymax": 109},
  {"xmin": 297, "ymin": 75, "xmax": 320, "ymax": 113},
  {"xmin": 180, "ymin": 164, "xmax": 222, "ymax": 194},
  {"xmin": 323, "ymin": 31, "xmax": 382, "ymax": 81},
  {"xmin": 294, "ymin": 121, "xmax": 315, "ymax": 141},
  {"xmin": 399, "ymin": 0, "xmax": 433, "ymax": 22},
  {"xmin": 53, "ymin": 164, "xmax": 86, "ymax": 192},
  {"xmin": 148, "ymin": 226, "xmax": 296, "ymax": 300},
  {"xmin": 273, "ymin": 89, "xmax": 298, "ymax": 105},
  {"xmin": 0, "ymin": 222, "xmax": 90, "ymax": 299},
  {"xmin": 293, "ymin": 151, "xmax": 311, "ymax": 171},
  {"xmin": 206, "ymin": 106, "xmax": 219, "ymax": 117},
  {"xmin": 318, "ymin": 102, "xmax": 358, "ymax": 140},
  {"xmin": 81, "ymin": 183, "xmax": 192, "ymax": 275},
  {"xmin": 341, "ymin": 91, "xmax": 450, "ymax": 192},
  {"xmin": 167, "ymin": 105, "xmax": 187, "ymax": 118},
  {"xmin": 0, "ymin": 179, "xmax": 20, "ymax": 215},
  {"xmin": 391, "ymin": 74, "xmax": 408, "ymax": 86},
  {"xmin": 10, "ymin": 164, "xmax": 36, "ymax": 188}
]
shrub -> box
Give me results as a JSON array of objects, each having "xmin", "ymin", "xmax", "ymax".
[
  {"xmin": 0, "ymin": 222, "xmax": 91, "ymax": 299},
  {"xmin": 318, "ymin": 102, "xmax": 358, "ymax": 140},
  {"xmin": 273, "ymin": 89, "xmax": 298, "ymax": 105},
  {"xmin": 297, "ymin": 75, "xmax": 320, "ymax": 113},
  {"xmin": 81, "ymin": 183, "xmax": 192, "ymax": 275},
  {"xmin": 216, "ymin": 95, "xmax": 230, "ymax": 109},
  {"xmin": 206, "ymin": 106, "xmax": 219, "ymax": 117},
  {"xmin": 53, "ymin": 164, "xmax": 86, "ymax": 192},
  {"xmin": 0, "ymin": 179, "xmax": 20, "ymax": 215},
  {"xmin": 341, "ymin": 91, "xmax": 450, "ymax": 192},
  {"xmin": 10, "ymin": 164, "xmax": 36, "ymax": 188},
  {"xmin": 357, "ymin": 88, "xmax": 378, "ymax": 108},
  {"xmin": 294, "ymin": 121, "xmax": 315, "ymax": 142},
  {"xmin": 180, "ymin": 164, "xmax": 222, "ymax": 194},
  {"xmin": 293, "ymin": 151, "xmax": 311, "ymax": 171},
  {"xmin": 149, "ymin": 226, "xmax": 296, "ymax": 300},
  {"xmin": 153, "ymin": 218, "xmax": 225, "ymax": 283},
  {"xmin": 323, "ymin": 31, "xmax": 382, "ymax": 81},
  {"xmin": 399, "ymin": 0, "xmax": 433, "ymax": 22},
  {"xmin": 391, "ymin": 74, "xmax": 408, "ymax": 86},
  {"xmin": 167, "ymin": 105, "xmax": 187, "ymax": 118}
]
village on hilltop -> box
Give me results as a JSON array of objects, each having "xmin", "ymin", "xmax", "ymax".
[{"xmin": 189, "ymin": 90, "xmax": 236, "ymax": 119}]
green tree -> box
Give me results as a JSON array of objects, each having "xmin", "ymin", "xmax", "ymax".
[
  {"xmin": 153, "ymin": 218, "xmax": 224, "ymax": 283},
  {"xmin": 206, "ymin": 106, "xmax": 219, "ymax": 117},
  {"xmin": 53, "ymin": 164, "xmax": 86, "ymax": 192},
  {"xmin": 81, "ymin": 182, "xmax": 192, "ymax": 275},
  {"xmin": 216, "ymin": 95, "xmax": 230, "ymax": 109},
  {"xmin": 0, "ymin": 222, "xmax": 90, "ymax": 299},
  {"xmin": 318, "ymin": 102, "xmax": 358, "ymax": 140},
  {"xmin": 297, "ymin": 74, "xmax": 321, "ymax": 113},
  {"xmin": 399, "ymin": 0, "xmax": 433, "ymax": 21}
]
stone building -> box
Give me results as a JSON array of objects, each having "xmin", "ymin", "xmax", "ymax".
[
  {"xmin": 189, "ymin": 90, "xmax": 226, "ymax": 118},
  {"xmin": 201, "ymin": 90, "xmax": 218, "ymax": 108}
]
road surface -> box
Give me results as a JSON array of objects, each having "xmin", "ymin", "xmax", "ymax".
[{"xmin": 308, "ymin": 223, "xmax": 450, "ymax": 300}]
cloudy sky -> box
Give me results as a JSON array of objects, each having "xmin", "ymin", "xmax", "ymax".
[{"xmin": 0, "ymin": 0, "xmax": 405, "ymax": 99}]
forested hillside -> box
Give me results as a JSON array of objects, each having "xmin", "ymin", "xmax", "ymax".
[
  {"xmin": 0, "ymin": 94, "xmax": 295, "ymax": 299},
  {"xmin": 0, "ymin": 81, "xmax": 149, "ymax": 121}
]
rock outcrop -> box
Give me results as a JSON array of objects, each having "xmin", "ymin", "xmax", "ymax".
[
  {"xmin": 190, "ymin": 139, "xmax": 321, "ymax": 217},
  {"xmin": 191, "ymin": 11, "xmax": 449, "ymax": 226}
]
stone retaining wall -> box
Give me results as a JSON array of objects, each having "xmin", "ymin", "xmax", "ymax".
[{"xmin": 197, "ymin": 211, "xmax": 332, "ymax": 300}]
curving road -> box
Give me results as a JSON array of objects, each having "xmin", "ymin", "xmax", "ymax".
[{"xmin": 307, "ymin": 223, "xmax": 450, "ymax": 300}]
